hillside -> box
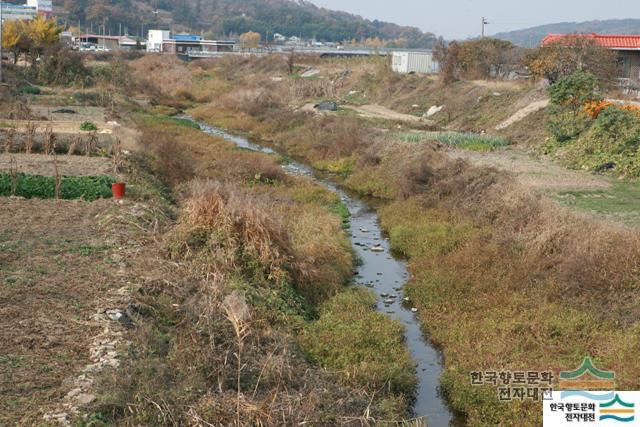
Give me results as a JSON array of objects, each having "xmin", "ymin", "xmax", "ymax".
[
  {"xmin": 494, "ymin": 18, "xmax": 640, "ymax": 47},
  {"xmin": 53, "ymin": 0, "xmax": 437, "ymax": 47}
]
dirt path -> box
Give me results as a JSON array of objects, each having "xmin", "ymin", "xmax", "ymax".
[
  {"xmin": 348, "ymin": 104, "xmax": 434, "ymax": 124},
  {"xmin": 447, "ymin": 146, "xmax": 611, "ymax": 191},
  {"xmin": 496, "ymin": 99, "xmax": 549, "ymax": 130}
]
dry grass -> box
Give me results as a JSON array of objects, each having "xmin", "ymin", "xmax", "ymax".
[
  {"xmin": 174, "ymin": 180, "xmax": 292, "ymax": 279},
  {"xmin": 172, "ymin": 55, "xmax": 640, "ymax": 425},
  {"xmin": 129, "ymin": 55, "xmax": 194, "ymax": 101},
  {"xmin": 376, "ymin": 154, "xmax": 640, "ymax": 425},
  {"xmin": 95, "ymin": 179, "xmax": 378, "ymax": 426}
]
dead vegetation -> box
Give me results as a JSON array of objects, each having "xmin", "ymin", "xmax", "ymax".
[{"xmin": 175, "ymin": 55, "xmax": 640, "ymax": 426}]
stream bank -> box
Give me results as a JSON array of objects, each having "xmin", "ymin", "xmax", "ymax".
[{"xmin": 195, "ymin": 120, "xmax": 459, "ymax": 426}]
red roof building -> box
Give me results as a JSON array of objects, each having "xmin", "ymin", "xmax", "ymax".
[
  {"xmin": 542, "ymin": 33, "xmax": 640, "ymax": 81},
  {"xmin": 542, "ymin": 33, "xmax": 640, "ymax": 50}
]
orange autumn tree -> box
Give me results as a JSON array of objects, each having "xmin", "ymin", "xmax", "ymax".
[
  {"xmin": 2, "ymin": 17, "xmax": 61, "ymax": 66},
  {"xmin": 26, "ymin": 16, "xmax": 62, "ymax": 65},
  {"xmin": 239, "ymin": 31, "xmax": 261, "ymax": 49},
  {"xmin": 2, "ymin": 20, "xmax": 30, "ymax": 64}
]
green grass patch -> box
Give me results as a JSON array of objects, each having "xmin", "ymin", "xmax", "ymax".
[
  {"xmin": 70, "ymin": 244, "xmax": 112, "ymax": 256},
  {"xmin": 312, "ymin": 157, "xmax": 355, "ymax": 178},
  {"xmin": 343, "ymin": 92, "xmax": 369, "ymax": 106},
  {"xmin": 397, "ymin": 131, "xmax": 510, "ymax": 152},
  {"xmin": 289, "ymin": 184, "xmax": 351, "ymax": 228},
  {"xmin": 299, "ymin": 287, "xmax": 416, "ymax": 395},
  {"xmin": 80, "ymin": 121, "xmax": 98, "ymax": 131},
  {"xmin": 551, "ymin": 181, "xmax": 640, "ymax": 226},
  {"xmin": 141, "ymin": 114, "xmax": 201, "ymax": 130},
  {"xmin": 19, "ymin": 86, "xmax": 41, "ymax": 95},
  {"xmin": 344, "ymin": 167, "xmax": 393, "ymax": 199},
  {"xmin": 379, "ymin": 199, "xmax": 477, "ymax": 258},
  {"xmin": 0, "ymin": 173, "xmax": 114, "ymax": 201},
  {"xmin": 0, "ymin": 354, "xmax": 26, "ymax": 369}
]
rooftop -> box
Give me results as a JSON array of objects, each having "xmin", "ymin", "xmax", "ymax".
[{"xmin": 542, "ymin": 33, "xmax": 640, "ymax": 50}]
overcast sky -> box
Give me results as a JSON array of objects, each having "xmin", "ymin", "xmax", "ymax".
[{"xmin": 309, "ymin": 0, "xmax": 640, "ymax": 39}]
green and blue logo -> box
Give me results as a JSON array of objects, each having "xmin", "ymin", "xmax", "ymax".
[{"xmin": 600, "ymin": 394, "xmax": 635, "ymax": 423}]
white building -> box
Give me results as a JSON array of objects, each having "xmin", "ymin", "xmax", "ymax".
[
  {"xmin": 1, "ymin": 2, "xmax": 37, "ymax": 21},
  {"xmin": 147, "ymin": 29, "xmax": 171, "ymax": 52},
  {"xmin": 26, "ymin": 0, "xmax": 52, "ymax": 16},
  {"xmin": 391, "ymin": 51, "xmax": 439, "ymax": 74}
]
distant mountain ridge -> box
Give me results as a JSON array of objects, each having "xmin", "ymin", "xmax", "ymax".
[
  {"xmin": 53, "ymin": 0, "xmax": 438, "ymax": 48},
  {"xmin": 493, "ymin": 19, "xmax": 640, "ymax": 47}
]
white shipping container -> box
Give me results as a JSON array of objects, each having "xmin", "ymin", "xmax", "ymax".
[
  {"xmin": 391, "ymin": 51, "xmax": 439, "ymax": 74},
  {"xmin": 147, "ymin": 30, "xmax": 172, "ymax": 52}
]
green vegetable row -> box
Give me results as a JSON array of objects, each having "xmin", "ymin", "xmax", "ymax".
[{"xmin": 0, "ymin": 173, "xmax": 115, "ymax": 201}]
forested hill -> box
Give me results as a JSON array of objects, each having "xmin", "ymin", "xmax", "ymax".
[
  {"xmin": 494, "ymin": 19, "xmax": 640, "ymax": 47},
  {"xmin": 53, "ymin": 0, "xmax": 438, "ymax": 48}
]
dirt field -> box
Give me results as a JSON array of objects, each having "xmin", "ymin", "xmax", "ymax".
[
  {"xmin": 29, "ymin": 106, "xmax": 108, "ymax": 124},
  {"xmin": 299, "ymin": 102, "xmax": 435, "ymax": 124},
  {"xmin": 347, "ymin": 104, "xmax": 429, "ymax": 123},
  {"xmin": 0, "ymin": 120, "xmax": 113, "ymax": 135},
  {"xmin": 0, "ymin": 153, "xmax": 114, "ymax": 177},
  {"xmin": 445, "ymin": 147, "xmax": 640, "ymax": 227},
  {"xmin": 447, "ymin": 146, "xmax": 611, "ymax": 192},
  {"xmin": 0, "ymin": 198, "xmax": 163, "ymax": 425}
]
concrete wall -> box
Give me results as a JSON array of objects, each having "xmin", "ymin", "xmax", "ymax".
[{"xmin": 620, "ymin": 51, "xmax": 640, "ymax": 81}]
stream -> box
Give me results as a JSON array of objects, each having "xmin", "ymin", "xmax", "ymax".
[{"xmin": 195, "ymin": 121, "xmax": 457, "ymax": 426}]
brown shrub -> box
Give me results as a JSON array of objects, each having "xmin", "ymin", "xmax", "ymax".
[
  {"xmin": 216, "ymin": 55, "xmax": 289, "ymax": 80},
  {"xmin": 142, "ymin": 129, "xmax": 195, "ymax": 185},
  {"xmin": 216, "ymin": 86, "xmax": 283, "ymax": 116},
  {"xmin": 288, "ymin": 78, "xmax": 335, "ymax": 100},
  {"xmin": 292, "ymin": 116, "xmax": 368, "ymax": 160},
  {"xmin": 171, "ymin": 181, "xmax": 293, "ymax": 281},
  {"xmin": 129, "ymin": 54, "xmax": 195, "ymax": 99},
  {"xmin": 214, "ymin": 150, "xmax": 288, "ymax": 184},
  {"xmin": 285, "ymin": 203, "xmax": 353, "ymax": 304}
]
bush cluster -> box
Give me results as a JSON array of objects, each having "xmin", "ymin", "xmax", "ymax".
[{"xmin": 544, "ymin": 70, "xmax": 640, "ymax": 176}]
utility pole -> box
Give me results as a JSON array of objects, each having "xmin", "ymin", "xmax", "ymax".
[
  {"xmin": 481, "ymin": 17, "xmax": 489, "ymax": 38},
  {"xmin": 0, "ymin": 1, "xmax": 4, "ymax": 84}
]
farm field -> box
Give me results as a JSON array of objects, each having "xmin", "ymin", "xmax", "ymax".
[{"xmin": 0, "ymin": 197, "xmax": 159, "ymax": 425}]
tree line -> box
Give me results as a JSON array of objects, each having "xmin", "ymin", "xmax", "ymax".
[
  {"xmin": 434, "ymin": 36, "xmax": 618, "ymax": 86},
  {"xmin": 54, "ymin": 0, "xmax": 437, "ymax": 48}
]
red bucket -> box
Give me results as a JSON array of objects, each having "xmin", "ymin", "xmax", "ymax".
[{"xmin": 112, "ymin": 182, "xmax": 126, "ymax": 199}]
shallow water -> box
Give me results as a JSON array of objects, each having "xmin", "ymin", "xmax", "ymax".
[{"xmin": 196, "ymin": 121, "xmax": 457, "ymax": 426}]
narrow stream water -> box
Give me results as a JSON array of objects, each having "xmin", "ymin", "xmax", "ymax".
[{"xmin": 196, "ymin": 121, "xmax": 457, "ymax": 426}]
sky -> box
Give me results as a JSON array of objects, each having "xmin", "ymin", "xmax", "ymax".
[{"xmin": 309, "ymin": 0, "xmax": 640, "ymax": 39}]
